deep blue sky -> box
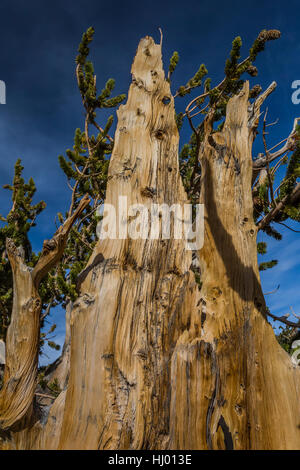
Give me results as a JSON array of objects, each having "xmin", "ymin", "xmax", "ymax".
[{"xmin": 0, "ymin": 0, "xmax": 299, "ymax": 363}]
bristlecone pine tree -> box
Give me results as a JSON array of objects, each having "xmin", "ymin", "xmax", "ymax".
[{"xmin": 1, "ymin": 27, "xmax": 300, "ymax": 450}]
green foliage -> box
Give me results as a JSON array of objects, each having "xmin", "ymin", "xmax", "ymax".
[
  {"xmin": 225, "ymin": 36, "xmax": 242, "ymax": 78},
  {"xmin": 76, "ymin": 27, "xmax": 95, "ymax": 65},
  {"xmin": 169, "ymin": 29, "xmax": 299, "ymax": 313},
  {"xmin": 276, "ymin": 325, "xmax": 300, "ymax": 354},
  {"xmin": 39, "ymin": 321, "xmax": 61, "ymax": 353},
  {"xmin": 0, "ymin": 28, "xmax": 125, "ymax": 361},
  {"xmin": 257, "ymin": 242, "xmax": 267, "ymax": 255},
  {"xmin": 194, "ymin": 272, "xmax": 202, "ymax": 290},
  {"xmin": 76, "ymin": 29, "xmax": 126, "ymax": 114},
  {"xmin": 259, "ymin": 259, "xmax": 278, "ymax": 271},
  {"xmin": 168, "ymin": 51, "xmax": 179, "ymax": 78},
  {"xmin": 257, "ymin": 242, "xmax": 278, "ymax": 272},
  {"xmin": 253, "ymin": 129, "xmax": 300, "ymax": 234},
  {"xmin": 279, "ymin": 145, "xmax": 300, "ymax": 201},
  {"xmin": 0, "ymin": 160, "xmax": 46, "ymax": 340},
  {"xmin": 171, "ymin": 30, "xmax": 283, "ymax": 209},
  {"xmin": 58, "ymin": 155, "xmax": 77, "ymax": 180},
  {"xmin": 40, "ymin": 27, "xmax": 126, "ymax": 311},
  {"xmin": 262, "ymin": 224, "xmax": 283, "ymax": 240},
  {"xmin": 38, "ymin": 374, "xmax": 62, "ymax": 397},
  {"xmin": 249, "ymin": 29, "xmax": 281, "ymax": 62},
  {"xmin": 47, "ymin": 378, "xmax": 61, "ymax": 397},
  {"xmin": 175, "ymin": 112, "xmax": 184, "ymax": 130},
  {"xmin": 176, "ymin": 64, "xmax": 208, "ymax": 97},
  {"xmin": 38, "ymin": 370, "xmax": 48, "ymax": 390}
]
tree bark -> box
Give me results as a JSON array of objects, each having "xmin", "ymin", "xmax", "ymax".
[
  {"xmin": 0, "ymin": 196, "xmax": 89, "ymax": 440},
  {"xmin": 169, "ymin": 82, "xmax": 300, "ymax": 450},
  {"xmin": 1, "ymin": 36, "xmax": 300, "ymax": 450}
]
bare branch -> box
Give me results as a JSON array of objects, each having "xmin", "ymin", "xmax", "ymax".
[
  {"xmin": 0, "ymin": 194, "xmax": 90, "ymax": 431},
  {"xmin": 41, "ymin": 297, "xmax": 54, "ymax": 321},
  {"xmin": 248, "ymin": 81, "xmax": 277, "ymax": 131},
  {"xmin": 35, "ymin": 392, "xmax": 56, "ymax": 400},
  {"xmin": 277, "ymin": 222, "xmax": 300, "ymax": 233},
  {"xmin": 159, "ymin": 27, "xmax": 163, "ymax": 46},
  {"xmin": 32, "ymin": 194, "xmax": 90, "ymax": 288},
  {"xmin": 262, "ymin": 108, "xmax": 276, "ymax": 208},
  {"xmin": 253, "ymin": 117, "xmax": 300, "ymax": 169},
  {"xmin": 267, "ymin": 310, "xmax": 300, "ymax": 329},
  {"xmin": 263, "ymin": 284, "xmax": 280, "ymax": 295}
]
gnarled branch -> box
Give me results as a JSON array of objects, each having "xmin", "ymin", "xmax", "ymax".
[
  {"xmin": 32, "ymin": 194, "xmax": 90, "ymax": 288},
  {"xmin": 0, "ymin": 195, "xmax": 90, "ymax": 431},
  {"xmin": 253, "ymin": 117, "xmax": 300, "ymax": 171}
]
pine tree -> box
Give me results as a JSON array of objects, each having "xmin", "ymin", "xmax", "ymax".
[
  {"xmin": 0, "ymin": 160, "xmax": 46, "ymax": 340},
  {"xmin": 1, "ymin": 28, "xmax": 300, "ymax": 450}
]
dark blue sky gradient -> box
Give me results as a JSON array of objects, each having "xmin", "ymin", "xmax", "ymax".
[{"xmin": 0, "ymin": 0, "xmax": 299, "ymax": 363}]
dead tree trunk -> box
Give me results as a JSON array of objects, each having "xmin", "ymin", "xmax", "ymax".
[
  {"xmin": 169, "ymin": 82, "xmax": 300, "ymax": 450},
  {"xmin": 0, "ymin": 196, "xmax": 89, "ymax": 441},
  {"xmin": 1, "ymin": 36, "xmax": 300, "ymax": 450}
]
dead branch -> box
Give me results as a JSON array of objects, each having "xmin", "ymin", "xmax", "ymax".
[
  {"xmin": 253, "ymin": 117, "xmax": 300, "ymax": 170},
  {"xmin": 0, "ymin": 194, "xmax": 90, "ymax": 431},
  {"xmin": 267, "ymin": 310, "xmax": 300, "ymax": 329},
  {"xmin": 32, "ymin": 194, "xmax": 90, "ymax": 288}
]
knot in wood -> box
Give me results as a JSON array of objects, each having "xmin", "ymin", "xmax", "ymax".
[
  {"xmin": 141, "ymin": 186, "xmax": 156, "ymax": 198},
  {"xmin": 154, "ymin": 129, "xmax": 165, "ymax": 140}
]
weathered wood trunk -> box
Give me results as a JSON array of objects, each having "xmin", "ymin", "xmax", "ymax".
[
  {"xmin": 1, "ymin": 36, "xmax": 300, "ymax": 450},
  {"xmin": 169, "ymin": 82, "xmax": 300, "ymax": 450}
]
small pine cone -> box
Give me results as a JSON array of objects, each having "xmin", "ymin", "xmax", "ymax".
[
  {"xmin": 249, "ymin": 84, "xmax": 263, "ymax": 99},
  {"xmin": 258, "ymin": 29, "xmax": 281, "ymax": 43},
  {"xmin": 247, "ymin": 65, "xmax": 258, "ymax": 77}
]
